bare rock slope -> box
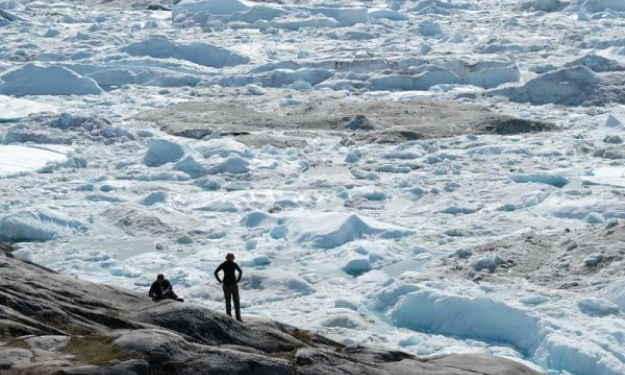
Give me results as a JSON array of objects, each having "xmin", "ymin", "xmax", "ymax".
[{"xmin": 0, "ymin": 243, "xmax": 542, "ymax": 375}]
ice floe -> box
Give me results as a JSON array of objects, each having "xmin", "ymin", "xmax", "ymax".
[
  {"xmin": 242, "ymin": 211, "xmax": 413, "ymax": 249},
  {"xmin": 0, "ymin": 63, "xmax": 103, "ymax": 96},
  {"xmin": 124, "ymin": 35, "xmax": 249, "ymax": 68},
  {"xmin": 0, "ymin": 209, "xmax": 87, "ymax": 242},
  {"xmin": 0, "ymin": 144, "xmax": 68, "ymax": 176}
]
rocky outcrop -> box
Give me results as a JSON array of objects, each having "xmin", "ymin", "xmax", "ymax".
[{"xmin": 0, "ymin": 243, "xmax": 542, "ymax": 374}]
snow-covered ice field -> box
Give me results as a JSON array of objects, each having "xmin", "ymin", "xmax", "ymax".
[{"xmin": 1, "ymin": 0, "xmax": 625, "ymax": 374}]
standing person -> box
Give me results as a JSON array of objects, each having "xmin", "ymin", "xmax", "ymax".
[
  {"xmin": 149, "ymin": 274, "xmax": 183, "ymax": 302},
  {"xmin": 214, "ymin": 253, "xmax": 243, "ymax": 321}
]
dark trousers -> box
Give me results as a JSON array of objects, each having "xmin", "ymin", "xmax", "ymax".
[
  {"xmin": 223, "ymin": 283, "xmax": 240, "ymax": 319},
  {"xmin": 152, "ymin": 290, "xmax": 179, "ymax": 301}
]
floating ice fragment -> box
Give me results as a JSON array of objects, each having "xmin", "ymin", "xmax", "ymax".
[
  {"xmin": 246, "ymin": 239, "xmax": 257, "ymax": 250},
  {"xmin": 321, "ymin": 314, "xmax": 366, "ymax": 329},
  {"xmin": 196, "ymin": 178, "xmax": 222, "ymax": 191},
  {"xmin": 261, "ymin": 273, "xmax": 315, "ymax": 296},
  {"xmin": 253, "ymin": 256, "xmax": 270, "ymax": 266},
  {"xmin": 511, "ymin": 173, "xmax": 569, "ymax": 188},
  {"xmin": 270, "ymin": 225, "xmax": 288, "ymax": 239},
  {"xmin": 605, "ymin": 114, "xmax": 623, "ymax": 128},
  {"xmin": 0, "ymin": 63, "xmax": 103, "ymax": 96},
  {"xmin": 0, "ymin": 209, "xmax": 87, "ymax": 242},
  {"xmin": 567, "ymin": 0, "xmax": 625, "ymax": 12},
  {"xmin": 583, "ymin": 253, "xmax": 603, "ymax": 267},
  {"xmin": 605, "ymin": 218, "xmax": 619, "ymax": 230},
  {"xmin": 177, "ymin": 235, "xmax": 194, "ymax": 244},
  {"xmin": 85, "ymin": 194, "xmax": 125, "ymax": 203},
  {"xmin": 471, "ymin": 255, "xmax": 503, "ymax": 272},
  {"xmin": 368, "ymin": 9, "xmax": 408, "ymax": 21},
  {"xmin": 139, "ymin": 191, "xmax": 168, "ymax": 206},
  {"xmin": 600, "ymin": 280, "xmax": 625, "ymax": 312},
  {"xmin": 577, "ymin": 298, "xmax": 619, "ymax": 316},
  {"xmin": 418, "ymin": 21, "xmax": 443, "ymax": 37},
  {"xmin": 144, "ymin": 139, "xmax": 185, "ymax": 167},
  {"xmin": 391, "ymin": 289, "xmax": 542, "ymax": 354},
  {"xmin": 521, "ymin": 295, "xmax": 550, "ymax": 306},
  {"xmin": 345, "ymin": 149, "xmax": 362, "ymax": 163},
  {"xmin": 173, "ymin": 0, "xmax": 249, "ymax": 18},
  {"xmin": 603, "ymin": 135, "xmax": 622, "ymax": 144},
  {"xmin": 487, "ymin": 66, "xmax": 607, "ymax": 106},
  {"xmin": 334, "ymin": 299, "xmax": 358, "ymax": 310},
  {"xmin": 246, "ymin": 84, "xmax": 265, "ymax": 95},
  {"xmin": 522, "ymin": 0, "xmax": 559, "ymax": 12},
  {"xmin": 498, "ymin": 203, "xmax": 517, "ymax": 212},
  {"xmin": 174, "ymin": 156, "xmax": 208, "ymax": 178},
  {"xmin": 342, "ymin": 257, "xmax": 372, "ymax": 276},
  {"xmin": 196, "ymin": 139, "xmax": 252, "ymax": 159},
  {"xmin": 241, "ymin": 211, "xmax": 412, "ymax": 249},
  {"xmin": 585, "ymin": 212, "xmax": 605, "ymax": 224},
  {"xmin": 208, "ymin": 156, "xmax": 249, "ymax": 174},
  {"xmin": 124, "ymin": 35, "xmax": 249, "ymax": 68}
]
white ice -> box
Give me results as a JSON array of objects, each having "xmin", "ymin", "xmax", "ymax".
[
  {"xmin": 1, "ymin": 0, "xmax": 625, "ymax": 374},
  {"xmin": 0, "ymin": 144, "xmax": 68, "ymax": 176}
]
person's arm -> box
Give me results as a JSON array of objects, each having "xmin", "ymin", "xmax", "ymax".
[
  {"xmin": 163, "ymin": 280, "xmax": 172, "ymax": 293},
  {"xmin": 235, "ymin": 263, "xmax": 242, "ymax": 283},
  {"xmin": 148, "ymin": 282, "xmax": 156, "ymax": 297},
  {"xmin": 214, "ymin": 264, "xmax": 223, "ymax": 283}
]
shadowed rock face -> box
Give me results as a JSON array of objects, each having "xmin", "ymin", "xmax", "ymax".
[
  {"xmin": 133, "ymin": 97, "xmax": 556, "ymax": 147},
  {"xmin": 0, "ymin": 244, "xmax": 543, "ymax": 375}
]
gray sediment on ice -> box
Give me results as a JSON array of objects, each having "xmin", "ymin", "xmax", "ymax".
[
  {"xmin": 437, "ymin": 221, "xmax": 625, "ymax": 289},
  {"xmin": 133, "ymin": 97, "xmax": 557, "ymax": 146}
]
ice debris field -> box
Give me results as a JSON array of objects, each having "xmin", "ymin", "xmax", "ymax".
[{"xmin": 1, "ymin": 0, "xmax": 625, "ymax": 374}]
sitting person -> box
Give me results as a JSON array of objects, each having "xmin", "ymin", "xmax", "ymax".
[{"xmin": 149, "ymin": 274, "xmax": 183, "ymax": 302}]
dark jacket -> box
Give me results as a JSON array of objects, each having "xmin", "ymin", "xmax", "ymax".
[
  {"xmin": 214, "ymin": 261, "xmax": 242, "ymax": 285},
  {"xmin": 149, "ymin": 279, "xmax": 172, "ymax": 297}
]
